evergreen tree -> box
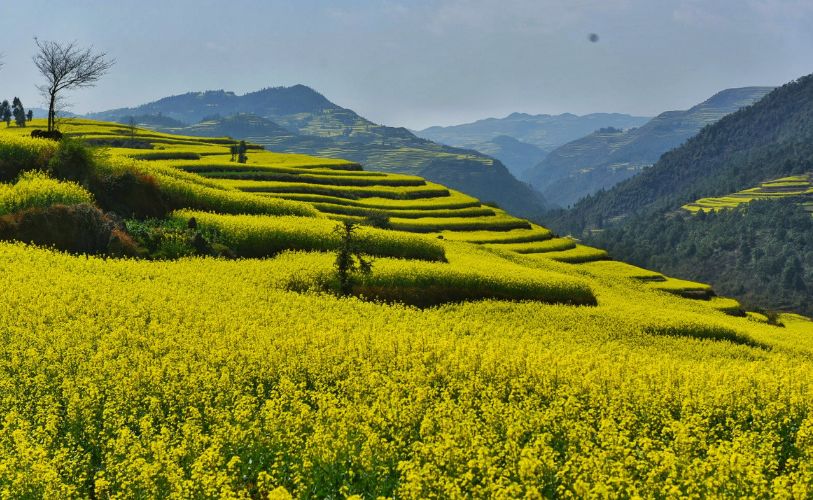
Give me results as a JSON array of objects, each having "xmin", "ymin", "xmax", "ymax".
[
  {"xmin": 0, "ymin": 101, "xmax": 10, "ymax": 126},
  {"xmin": 26, "ymin": 109, "xmax": 33, "ymax": 121},
  {"xmin": 237, "ymin": 140, "xmax": 248, "ymax": 164},
  {"xmin": 12, "ymin": 97, "xmax": 26, "ymax": 127}
]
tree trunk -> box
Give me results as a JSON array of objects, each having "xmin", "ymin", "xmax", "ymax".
[{"xmin": 48, "ymin": 93, "xmax": 56, "ymax": 132}]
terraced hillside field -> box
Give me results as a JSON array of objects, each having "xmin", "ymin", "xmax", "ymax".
[
  {"xmin": 683, "ymin": 173, "xmax": 813, "ymax": 213},
  {"xmin": 2, "ymin": 120, "xmax": 813, "ymax": 497},
  {"xmin": 3, "ymin": 121, "xmax": 611, "ymax": 263}
]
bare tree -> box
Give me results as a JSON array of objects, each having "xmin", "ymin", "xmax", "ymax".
[{"xmin": 33, "ymin": 39, "xmax": 114, "ymax": 132}]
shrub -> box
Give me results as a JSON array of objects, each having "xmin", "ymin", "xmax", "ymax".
[
  {"xmin": 47, "ymin": 138, "xmax": 97, "ymax": 183},
  {"xmin": 362, "ymin": 209, "xmax": 391, "ymax": 229},
  {"xmin": 0, "ymin": 203, "xmax": 118, "ymax": 254},
  {"xmin": 89, "ymin": 171, "xmax": 170, "ymax": 219},
  {"xmin": 334, "ymin": 221, "xmax": 373, "ymax": 295}
]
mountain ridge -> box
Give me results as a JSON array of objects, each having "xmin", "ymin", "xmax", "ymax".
[
  {"xmin": 87, "ymin": 85, "xmax": 552, "ymax": 218},
  {"xmin": 526, "ymin": 86, "xmax": 775, "ymax": 207}
]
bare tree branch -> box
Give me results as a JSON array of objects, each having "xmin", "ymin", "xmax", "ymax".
[{"xmin": 32, "ymin": 38, "xmax": 115, "ymax": 132}]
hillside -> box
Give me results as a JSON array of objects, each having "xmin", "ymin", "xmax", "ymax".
[
  {"xmin": 3, "ymin": 120, "xmax": 813, "ymax": 496},
  {"xmin": 554, "ymin": 74, "xmax": 813, "ymax": 235},
  {"xmin": 87, "ymin": 86, "xmax": 551, "ymax": 218},
  {"xmin": 416, "ymin": 112, "xmax": 650, "ymax": 176},
  {"xmin": 588, "ymin": 199, "xmax": 813, "ymax": 315},
  {"xmin": 527, "ymin": 87, "xmax": 774, "ymax": 207},
  {"xmin": 683, "ymin": 173, "xmax": 813, "ymax": 213}
]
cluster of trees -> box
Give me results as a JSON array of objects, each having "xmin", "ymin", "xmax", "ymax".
[
  {"xmin": 586, "ymin": 199, "xmax": 813, "ymax": 316},
  {"xmin": 0, "ymin": 98, "xmax": 32, "ymax": 127}
]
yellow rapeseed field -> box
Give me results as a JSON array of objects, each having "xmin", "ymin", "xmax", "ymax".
[
  {"xmin": 2, "ymin": 120, "xmax": 813, "ymax": 498},
  {"xmin": 0, "ymin": 242, "xmax": 812, "ymax": 498}
]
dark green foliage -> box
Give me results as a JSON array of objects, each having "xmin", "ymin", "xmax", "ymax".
[
  {"xmin": 555, "ymin": 74, "xmax": 813, "ymax": 235},
  {"xmin": 0, "ymin": 203, "xmax": 137, "ymax": 256},
  {"xmin": 12, "ymin": 97, "xmax": 26, "ymax": 127},
  {"xmin": 334, "ymin": 221, "xmax": 372, "ymax": 296},
  {"xmin": 123, "ymin": 218, "xmax": 230, "ymax": 260},
  {"xmin": 362, "ymin": 210, "xmax": 391, "ymax": 229},
  {"xmin": 89, "ymin": 171, "xmax": 171, "ymax": 219},
  {"xmin": 585, "ymin": 200, "xmax": 813, "ymax": 316},
  {"xmin": 26, "ymin": 109, "xmax": 33, "ymax": 122},
  {"xmin": 0, "ymin": 100, "xmax": 10, "ymax": 126},
  {"xmin": 237, "ymin": 140, "xmax": 248, "ymax": 163},
  {"xmin": 230, "ymin": 140, "xmax": 249, "ymax": 163},
  {"xmin": 47, "ymin": 138, "xmax": 96, "ymax": 183}
]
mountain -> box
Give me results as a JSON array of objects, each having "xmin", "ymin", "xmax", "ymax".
[
  {"xmin": 416, "ymin": 112, "xmax": 650, "ymax": 174},
  {"xmin": 449, "ymin": 135, "xmax": 547, "ymax": 178},
  {"xmin": 527, "ymin": 87, "xmax": 774, "ymax": 207},
  {"xmin": 547, "ymin": 73, "xmax": 813, "ymax": 316},
  {"xmin": 87, "ymin": 86, "xmax": 550, "ymax": 218},
  {"xmin": 553, "ymin": 75, "xmax": 813, "ymax": 235}
]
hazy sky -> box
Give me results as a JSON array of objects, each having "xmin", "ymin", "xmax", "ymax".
[{"xmin": 2, "ymin": 0, "xmax": 812, "ymax": 129}]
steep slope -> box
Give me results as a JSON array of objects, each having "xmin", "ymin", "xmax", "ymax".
[
  {"xmin": 528, "ymin": 87, "xmax": 774, "ymax": 207},
  {"xmin": 553, "ymin": 75, "xmax": 813, "ymax": 235},
  {"xmin": 88, "ymin": 86, "xmax": 551, "ymax": 218}
]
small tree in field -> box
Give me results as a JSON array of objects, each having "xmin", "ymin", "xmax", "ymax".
[
  {"xmin": 237, "ymin": 140, "xmax": 248, "ymax": 163},
  {"xmin": 334, "ymin": 221, "xmax": 372, "ymax": 296},
  {"xmin": 127, "ymin": 116, "xmax": 137, "ymax": 141},
  {"xmin": 26, "ymin": 109, "xmax": 33, "ymax": 121},
  {"xmin": 33, "ymin": 38, "xmax": 114, "ymax": 132},
  {"xmin": 12, "ymin": 97, "xmax": 26, "ymax": 127},
  {"xmin": 0, "ymin": 101, "xmax": 10, "ymax": 126}
]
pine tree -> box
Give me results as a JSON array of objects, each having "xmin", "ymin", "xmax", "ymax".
[
  {"xmin": 12, "ymin": 97, "xmax": 26, "ymax": 127},
  {"xmin": 0, "ymin": 101, "xmax": 10, "ymax": 126}
]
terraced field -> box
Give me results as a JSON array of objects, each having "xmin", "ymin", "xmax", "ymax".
[
  {"xmin": 1, "ymin": 119, "xmax": 743, "ymax": 303},
  {"xmin": 683, "ymin": 173, "xmax": 813, "ymax": 213},
  {"xmin": 6, "ymin": 119, "xmax": 813, "ymax": 497}
]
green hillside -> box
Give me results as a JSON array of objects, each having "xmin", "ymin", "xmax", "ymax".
[
  {"xmin": 554, "ymin": 74, "xmax": 813, "ymax": 235},
  {"xmin": 86, "ymin": 87, "xmax": 551, "ymax": 219},
  {"xmin": 4, "ymin": 120, "xmax": 813, "ymax": 496},
  {"xmin": 527, "ymin": 87, "xmax": 774, "ymax": 207}
]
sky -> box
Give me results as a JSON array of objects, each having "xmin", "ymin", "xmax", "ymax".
[{"xmin": 1, "ymin": 0, "xmax": 812, "ymax": 130}]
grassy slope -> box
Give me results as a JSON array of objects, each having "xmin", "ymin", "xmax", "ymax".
[{"xmin": 1, "ymin": 120, "xmax": 813, "ymax": 496}]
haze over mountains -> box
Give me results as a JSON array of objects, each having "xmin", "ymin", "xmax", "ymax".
[
  {"xmin": 87, "ymin": 85, "xmax": 550, "ymax": 218},
  {"xmin": 551, "ymin": 73, "xmax": 813, "ymax": 314},
  {"xmin": 416, "ymin": 112, "xmax": 651, "ymax": 177},
  {"xmin": 526, "ymin": 87, "xmax": 774, "ymax": 207}
]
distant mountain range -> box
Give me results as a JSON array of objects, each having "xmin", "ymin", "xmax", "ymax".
[
  {"xmin": 416, "ymin": 112, "xmax": 650, "ymax": 177},
  {"xmin": 525, "ymin": 87, "xmax": 774, "ymax": 207},
  {"xmin": 554, "ymin": 76, "xmax": 812, "ymax": 234},
  {"xmin": 551, "ymin": 73, "xmax": 813, "ymax": 315},
  {"xmin": 86, "ymin": 85, "xmax": 550, "ymax": 218}
]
